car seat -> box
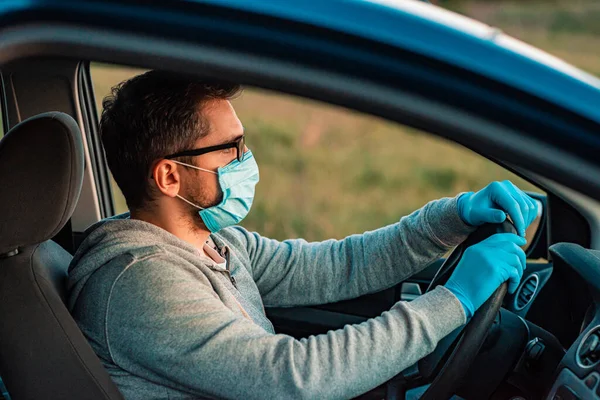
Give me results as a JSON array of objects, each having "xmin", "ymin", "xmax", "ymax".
[{"xmin": 0, "ymin": 112, "xmax": 123, "ymax": 399}]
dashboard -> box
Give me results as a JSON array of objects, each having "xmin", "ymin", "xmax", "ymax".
[{"xmin": 545, "ymin": 243, "xmax": 600, "ymax": 400}]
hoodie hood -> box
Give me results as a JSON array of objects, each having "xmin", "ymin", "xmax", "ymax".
[{"xmin": 66, "ymin": 212, "xmax": 218, "ymax": 311}]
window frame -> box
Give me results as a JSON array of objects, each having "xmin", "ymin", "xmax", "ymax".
[
  {"xmin": 0, "ymin": 71, "xmax": 8, "ymax": 137},
  {"xmin": 78, "ymin": 61, "xmax": 115, "ymax": 218}
]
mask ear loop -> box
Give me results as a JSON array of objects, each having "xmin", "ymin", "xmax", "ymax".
[
  {"xmin": 170, "ymin": 160, "xmax": 218, "ymax": 210},
  {"xmin": 176, "ymin": 194, "xmax": 204, "ymax": 210},
  {"xmin": 170, "ymin": 159, "xmax": 218, "ymax": 175}
]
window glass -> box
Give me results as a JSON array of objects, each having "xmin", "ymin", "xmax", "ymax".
[{"xmin": 90, "ymin": 63, "xmax": 544, "ymax": 245}]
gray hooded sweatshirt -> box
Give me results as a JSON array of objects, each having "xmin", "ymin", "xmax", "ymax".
[{"xmin": 67, "ymin": 195, "xmax": 474, "ymax": 400}]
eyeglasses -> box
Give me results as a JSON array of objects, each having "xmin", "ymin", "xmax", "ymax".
[{"xmin": 165, "ymin": 135, "xmax": 246, "ymax": 162}]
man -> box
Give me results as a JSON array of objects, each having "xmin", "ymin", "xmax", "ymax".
[{"xmin": 67, "ymin": 71, "xmax": 538, "ymax": 399}]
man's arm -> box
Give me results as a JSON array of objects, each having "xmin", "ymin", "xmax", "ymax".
[
  {"xmin": 221, "ymin": 195, "xmax": 475, "ymax": 307},
  {"xmin": 106, "ymin": 256, "xmax": 466, "ymax": 400}
]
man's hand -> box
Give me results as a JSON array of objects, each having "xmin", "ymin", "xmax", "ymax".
[
  {"xmin": 457, "ymin": 180, "xmax": 539, "ymax": 237},
  {"xmin": 445, "ymin": 233, "xmax": 526, "ymax": 319}
]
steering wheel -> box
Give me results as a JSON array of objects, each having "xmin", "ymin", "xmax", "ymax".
[{"xmin": 386, "ymin": 221, "xmax": 516, "ymax": 400}]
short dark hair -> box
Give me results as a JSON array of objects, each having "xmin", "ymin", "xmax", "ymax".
[{"xmin": 100, "ymin": 70, "xmax": 241, "ymax": 211}]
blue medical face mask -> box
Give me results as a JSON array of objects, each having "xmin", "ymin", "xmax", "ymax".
[{"xmin": 171, "ymin": 150, "xmax": 259, "ymax": 232}]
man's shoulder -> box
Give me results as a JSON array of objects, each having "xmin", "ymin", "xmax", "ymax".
[
  {"xmin": 110, "ymin": 248, "xmax": 206, "ymax": 287},
  {"xmin": 85, "ymin": 246, "xmax": 214, "ymax": 309},
  {"xmin": 69, "ymin": 245, "xmax": 166, "ymax": 295}
]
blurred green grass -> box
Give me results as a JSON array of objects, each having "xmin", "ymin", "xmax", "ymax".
[
  {"xmin": 447, "ymin": 0, "xmax": 600, "ymax": 76},
  {"xmin": 91, "ymin": 0, "xmax": 600, "ymax": 241}
]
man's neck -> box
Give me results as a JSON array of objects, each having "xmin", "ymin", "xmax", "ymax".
[{"xmin": 130, "ymin": 208, "xmax": 211, "ymax": 255}]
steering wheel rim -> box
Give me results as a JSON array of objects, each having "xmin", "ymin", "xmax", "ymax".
[{"xmin": 417, "ymin": 221, "xmax": 517, "ymax": 400}]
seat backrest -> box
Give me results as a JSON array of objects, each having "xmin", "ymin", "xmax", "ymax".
[{"xmin": 0, "ymin": 112, "xmax": 124, "ymax": 400}]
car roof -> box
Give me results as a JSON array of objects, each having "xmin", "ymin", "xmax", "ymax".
[
  {"xmin": 188, "ymin": 0, "xmax": 600, "ymax": 125},
  {"xmin": 3, "ymin": 0, "xmax": 600, "ymax": 124}
]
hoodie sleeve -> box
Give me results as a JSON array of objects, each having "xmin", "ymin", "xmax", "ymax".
[
  {"xmin": 106, "ymin": 255, "xmax": 466, "ymax": 400},
  {"xmin": 230, "ymin": 195, "xmax": 475, "ymax": 307}
]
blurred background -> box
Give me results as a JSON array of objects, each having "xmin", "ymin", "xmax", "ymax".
[
  {"xmin": 91, "ymin": 0, "xmax": 599, "ymax": 243},
  {"xmin": 444, "ymin": 0, "xmax": 600, "ymax": 75}
]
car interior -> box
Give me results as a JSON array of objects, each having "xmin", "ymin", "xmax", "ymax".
[{"xmin": 0, "ymin": 18, "xmax": 599, "ymax": 400}]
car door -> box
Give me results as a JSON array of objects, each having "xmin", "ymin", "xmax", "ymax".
[{"xmin": 0, "ymin": 2, "xmax": 599, "ymax": 399}]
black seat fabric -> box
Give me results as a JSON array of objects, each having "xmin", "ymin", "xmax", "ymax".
[{"xmin": 0, "ymin": 112, "xmax": 124, "ymax": 399}]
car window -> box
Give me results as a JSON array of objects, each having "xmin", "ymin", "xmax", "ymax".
[{"xmin": 90, "ymin": 63, "xmax": 545, "ymax": 247}]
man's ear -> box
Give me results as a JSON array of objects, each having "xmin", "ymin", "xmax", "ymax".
[{"xmin": 151, "ymin": 160, "xmax": 182, "ymax": 198}]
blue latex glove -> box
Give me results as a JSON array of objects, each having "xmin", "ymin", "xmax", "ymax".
[
  {"xmin": 458, "ymin": 180, "xmax": 539, "ymax": 237},
  {"xmin": 445, "ymin": 233, "xmax": 526, "ymax": 319}
]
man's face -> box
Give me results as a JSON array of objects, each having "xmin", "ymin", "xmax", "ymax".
[{"xmin": 180, "ymin": 99, "xmax": 245, "ymax": 220}]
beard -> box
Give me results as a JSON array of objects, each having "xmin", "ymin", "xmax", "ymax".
[{"xmin": 184, "ymin": 178, "xmax": 223, "ymax": 231}]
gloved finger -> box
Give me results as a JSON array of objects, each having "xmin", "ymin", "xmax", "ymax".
[
  {"xmin": 484, "ymin": 237, "xmax": 527, "ymax": 255},
  {"xmin": 481, "ymin": 233, "xmax": 527, "ymax": 247},
  {"xmin": 496, "ymin": 247, "xmax": 525, "ymax": 278},
  {"xmin": 520, "ymin": 190, "xmax": 540, "ymax": 227},
  {"xmin": 504, "ymin": 264, "xmax": 522, "ymax": 294},
  {"xmin": 516, "ymin": 243, "xmax": 527, "ymax": 272},
  {"xmin": 492, "ymin": 261, "xmax": 521, "ymax": 295},
  {"xmin": 514, "ymin": 184, "xmax": 533, "ymax": 232},
  {"xmin": 513, "ymin": 185, "xmax": 538, "ymax": 227},
  {"xmin": 520, "ymin": 195, "xmax": 535, "ymax": 227},
  {"xmin": 473, "ymin": 207, "xmax": 506, "ymax": 224},
  {"xmin": 504, "ymin": 181, "xmax": 530, "ymax": 236},
  {"xmin": 526, "ymin": 197, "xmax": 540, "ymax": 227},
  {"xmin": 492, "ymin": 262, "xmax": 515, "ymax": 293},
  {"xmin": 482, "ymin": 242, "xmax": 527, "ymax": 283},
  {"xmin": 490, "ymin": 183, "xmax": 526, "ymax": 237}
]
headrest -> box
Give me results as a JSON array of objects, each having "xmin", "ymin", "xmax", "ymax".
[{"xmin": 0, "ymin": 112, "xmax": 84, "ymax": 255}]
